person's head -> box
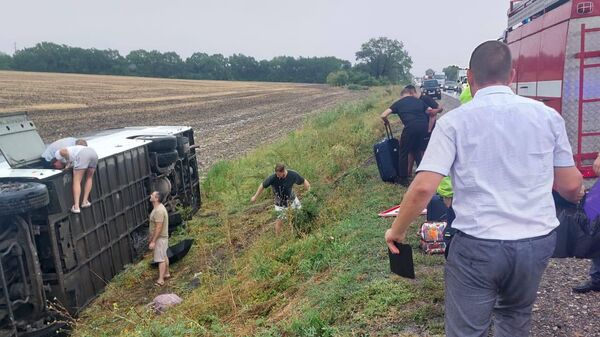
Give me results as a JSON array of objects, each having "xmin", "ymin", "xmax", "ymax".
[
  {"xmin": 467, "ymin": 40, "xmax": 515, "ymax": 95},
  {"xmin": 51, "ymin": 159, "xmax": 65, "ymax": 170},
  {"xmin": 75, "ymin": 139, "xmax": 88, "ymax": 146},
  {"xmin": 275, "ymin": 163, "xmax": 287, "ymax": 179},
  {"xmin": 400, "ymin": 85, "xmax": 417, "ymax": 97},
  {"xmin": 405, "ymin": 85, "xmax": 419, "ymax": 97},
  {"xmin": 150, "ymin": 191, "xmax": 163, "ymax": 204}
]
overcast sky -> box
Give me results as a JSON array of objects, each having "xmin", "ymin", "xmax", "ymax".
[{"xmin": 1, "ymin": 0, "xmax": 509, "ymax": 76}]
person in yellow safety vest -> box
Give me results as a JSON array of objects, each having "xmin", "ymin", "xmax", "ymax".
[
  {"xmin": 436, "ymin": 85, "xmax": 473, "ymax": 202},
  {"xmin": 459, "ymin": 84, "xmax": 473, "ymax": 105}
]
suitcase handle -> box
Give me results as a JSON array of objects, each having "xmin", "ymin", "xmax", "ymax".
[{"xmin": 384, "ymin": 123, "xmax": 394, "ymax": 140}]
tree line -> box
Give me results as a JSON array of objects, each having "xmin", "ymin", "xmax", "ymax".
[{"xmin": 0, "ymin": 37, "xmax": 412, "ymax": 86}]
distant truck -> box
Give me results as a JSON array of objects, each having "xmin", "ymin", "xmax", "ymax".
[
  {"xmin": 505, "ymin": 0, "xmax": 600, "ymax": 178},
  {"xmin": 433, "ymin": 74, "xmax": 446, "ymax": 87},
  {"xmin": 0, "ymin": 113, "xmax": 201, "ymax": 336}
]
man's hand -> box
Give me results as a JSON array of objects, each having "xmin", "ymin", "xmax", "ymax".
[
  {"xmin": 385, "ymin": 228, "xmax": 407, "ymax": 254},
  {"xmin": 149, "ymin": 241, "xmax": 156, "ymax": 250},
  {"xmin": 577, "ymin": 185, "xmax": 586, "ymax": 202},
  {"xmin": 594, "ymin": 155, "xmax": 600, "ymax": 176},
  {"xmin": 382, "ymin": 117, "xmax": 390, "ymax": 125},
  {"xmin": 250, "ymin": 195, "xmax": 257, "ymax": 203}
]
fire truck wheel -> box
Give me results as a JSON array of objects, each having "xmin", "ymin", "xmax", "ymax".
[{"xmin": 0, "ymin": 182, "xmax": 49, "ymax": 216}]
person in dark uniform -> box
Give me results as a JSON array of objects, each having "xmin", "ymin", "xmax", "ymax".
[
  {"xmin": 251, "ymin": 164, "xmax": 311, "ymax": 235},
  {"xmin": 406, "ymin": 85, "xmax": 443, "ymax": 174},
  {"xmin": 380, "ymin": 86, "xmax": 434, "ymax": 186},
  {"xmin": 419, "ymin": 89, "xmax": 444, "ymax": 148}
]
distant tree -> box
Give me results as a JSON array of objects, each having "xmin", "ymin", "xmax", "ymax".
[
  {"xmin": 7, "ymin": 41, "xmax": 383, "ymax": 85},
  {"xmin": 266, "ymin": 56, "xmax": 296, "ymax": 82},
  {"xmin": 125, "ymin": 50, "xmax": 184, "ymax": 78},
  {"xmin": 228, "ymin": 54, "xmax": 261, "ymax": 81},
  {"xmin": 0, "ymin": 52, "xmax": 11, "ymax": 70},
  {"xmin": 185, "ymin": 53, "xmax": 229, "ymax": 80},
  {"xmin": 425, "ymin": 68, "xmax": 435, "ymax": 77},
  {"xmin": 443, "ymin": 65, "xmax": 460, "ymax": 81},
  {"xmin": 355, "ymin": 37, "xmax": 412, "ymax": 83},
  {"xmin": 326, "ymin": 70, "xmax": 349, "ymax": 86},
  {"xmin": 12, "ymin": 42, "xmax": 125, "ymax": 74}
]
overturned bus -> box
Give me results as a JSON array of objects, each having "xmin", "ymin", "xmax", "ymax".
[{"xmin": 0, "ymin": 113, "xmax": 201, "ymax": 336}]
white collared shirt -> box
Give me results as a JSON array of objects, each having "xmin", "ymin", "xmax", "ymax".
[
  {"xmin": 418, "ymin": 85, "xmax": 574, "ymax": 240},
  {"xmin": 42, "ymin": 137, "xmax": 76, "ymax": 161}
]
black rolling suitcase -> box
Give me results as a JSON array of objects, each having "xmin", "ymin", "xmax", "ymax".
[{"xmin": 374, "ymin": 123, "xmax": 400, "ymax": 182}]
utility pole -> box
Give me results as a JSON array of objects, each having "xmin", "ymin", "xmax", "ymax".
[{"xmin": 13, "ymin": 42, "xmax": 17, "ymax": 54}]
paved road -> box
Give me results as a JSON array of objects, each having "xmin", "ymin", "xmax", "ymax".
[{"xmin": 440, "ymin": 91, "xmax": 460, "ymax": 113}]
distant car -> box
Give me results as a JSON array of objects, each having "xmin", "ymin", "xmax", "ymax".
[
  {"xmin": 422, "ymin": 79, "xmax": 442, "ymax": 100},
  {"xmin": 444, "ymin": 81, "xmax": 460, "ymax": 92}
]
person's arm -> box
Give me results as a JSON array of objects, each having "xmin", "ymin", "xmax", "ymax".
[
  {"xmin": 251, "ymin": 184, "xmax": 265, "ymax": 203},
  {"xmin": 427, "ymin": 106, "xmax": 443, "ymax": 115},
  {"xmin": 385, "ymin": 120, "xmax": 456, "ymax": 253},
  {"xmin": 303, "ymin": 179, "xmax": 311, "ymax": 191},
  {"xmin": 58, "ymin": 148, "xmax": 69, "ymax": 161},
  {"xmin": 425, "ymin": 96, "xmax": 443, "ymax": 115},
  {"xmin": 56, "ymin": 148, "xmax": 72, "ymax": 169},
  {"xmin": 385, "ymin": 172, "xmax": 444, "ymax": 253},
  {"xmin": 149, "ymin": 220, "xmax": 163, "ymax": 250},
  {"xmin": 551, "ymin": 112, "xmax": 583, "ymax": 203},
  {"xmin": 593, "ymin": 154, "xmax": 600, "ymax": 176},
  {"xmin": 380, "ymin": 108, "xmax": 393, "ymax": 124},
  {"xmin": 554, "ymin": 167, "xmax": 583, "ymax": 203}
]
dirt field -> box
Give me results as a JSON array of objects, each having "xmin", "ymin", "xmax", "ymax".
[{"xmin": 0, "ymin": 71, "xmax": 367, "ymax": 169}]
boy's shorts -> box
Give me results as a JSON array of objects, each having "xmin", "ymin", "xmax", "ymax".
[{"xmin": 274, "ymin": 197, "xmax": 302, "ymax": 220}]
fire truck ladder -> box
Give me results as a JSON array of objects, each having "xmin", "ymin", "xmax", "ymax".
[
  {"xmin": 576, "ymin": 23, "xmax": 600, "ymax": 178},
  {"xmin": 508, "ymin": 0, "xmax": 569, "ymax": 27}
]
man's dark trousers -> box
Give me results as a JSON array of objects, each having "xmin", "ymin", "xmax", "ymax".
[
  {"xmin": 444, "ymin": 231, "xmax": 556, "ymax": 337},
  {"xmin": 398, "ymin": 124, "xmax": 427, "ymax": 179}
]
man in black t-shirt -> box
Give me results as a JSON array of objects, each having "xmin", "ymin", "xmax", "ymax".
[
  {"xmin": 418, "ymin": 88, "xmax": 444, "ymax": 153},
  {"xmin": 406, "ymin": 86, "xmax": 444, "ymax": 175},
  {"xmin": 380, "ymin": 86, "xmax": 434, "ymax": 186},
  {"xmin": 251, "ymin": 164, "xmax": 311, "ymax": 234}
]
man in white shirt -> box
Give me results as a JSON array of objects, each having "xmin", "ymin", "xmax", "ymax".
[
  {"xmin": 384, "ymin": 41, "xmax": 583, "ymax": 337},
  {"xmin": 41, "ymin": 137, "xmax": 86, "ymax": 169}
]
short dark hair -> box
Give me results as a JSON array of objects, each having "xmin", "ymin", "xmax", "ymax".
[
  {"xmin": 154, "ymin": 190, "xmax": 163, "ymax": 203},
  {"xmin": 401, "ymin": 85, "xmax": 417, "ymax": 96},
  {"xmin": 275, "ymin": 164, "xmax": 286, "ymax": 173},
  {"xmin": 75, "ymin": 139, "xmax": 88, "ymax": 146},
  {"xmin": 469, "ymin": 41, "xmax": 513, "ymax": 86}
]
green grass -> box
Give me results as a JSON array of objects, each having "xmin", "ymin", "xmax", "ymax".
[{"xmin": 73, "ymin": 88, "xmax": 446, "ymax": 337}]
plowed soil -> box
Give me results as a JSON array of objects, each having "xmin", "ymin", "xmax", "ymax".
[{"xmin": 0, "ymin": 71, "xmax": 367, "ymax": 169}]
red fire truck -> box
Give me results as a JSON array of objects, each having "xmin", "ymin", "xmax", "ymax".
[{"xmin": 505, "ymin": 0, "xmax": 600, "ymax": 178}]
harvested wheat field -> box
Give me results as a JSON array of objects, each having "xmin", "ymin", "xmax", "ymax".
[{"xmin": 0, "ymin": 71, "xmax": 367, "ymax": 169}]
